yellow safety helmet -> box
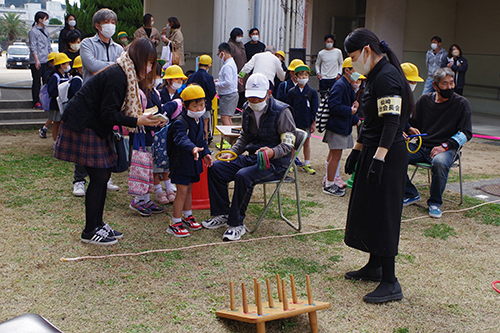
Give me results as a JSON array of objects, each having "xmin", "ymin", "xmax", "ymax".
[
  {"xmin": 163, "ymin": 65, "xmax": 187, "ymax": 79},
  {"xmin": 199, "ymin": 54, "xmax": 212, "ymax": 66},
  {"xmin": 401, "ymin": 62, "xmax": 424, "ymax": 82},
  {"xmin": 73, "ymin": 55, "xmax": 82, "ymax": 68},
  {"xmin": 294, "ymin": 64, "xmax": 310, "ymax": 74},
  {"xmin": 48, "ymin": 52, "xmax": 58, "ymax": 62},
  {"xmin": 54, "ymin": 52, "xmax": 72, "ymax": 66},
  {"xmin": 276, "ymin": 50, "xmax": 285, "ymax": 59},
  {"xmin": 180, "ymin": 84, "xmax": 205, "ymax": 101},
  {"xmin": 359, "ymin": 74, "xmax": 366, "ymax": 79},
  {"xmin": 287, "ymin": 58, "xmax": 304, "ymax": 71},
  {"xmin": 342, "ymin": 57, "xmax": 353, "ymax": 68}
]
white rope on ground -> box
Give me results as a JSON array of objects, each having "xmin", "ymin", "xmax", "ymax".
[{"xmin": 60, "ymin": 199, "xmax": 500, "ymax": 262}]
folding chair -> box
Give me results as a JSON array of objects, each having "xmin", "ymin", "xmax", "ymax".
[
  {"xmin": 247, "ymin": 129, "xmax": 308, "ymax": 233},
  {"xmin": 409, "ymin": 148, "xmax": 463, "ymax": 205}
]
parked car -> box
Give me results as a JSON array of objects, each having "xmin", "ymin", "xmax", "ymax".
[{"xmin": 6, "ymin": 44, "xmax": 30, "ymax": 69}]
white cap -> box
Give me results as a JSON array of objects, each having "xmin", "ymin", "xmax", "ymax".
[{"xmin": 245, "ymin": 73, "xmax": 270, "ymax": 99}]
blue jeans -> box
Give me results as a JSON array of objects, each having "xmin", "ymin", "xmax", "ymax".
[
  {"xmin": 208, "ymin": 155, "xmax": 287, "ymax": 226},
  {"xmin": 421, "ymin": 77, "xmax": 435, "ymax": 95},
  {"xmin": 405, "ymin": 143, "xmax": 457, "ymax": 207}
]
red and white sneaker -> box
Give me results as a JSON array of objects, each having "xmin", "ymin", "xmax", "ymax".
[
  {"xmin": 167, "ymin": 222, "xmax": 190, "ymax": 237},
  {"xmin": 334, "ymin": 176, "xmax": 347, "ymax": 189},
  {"xmin": 182, "ymin": 215, "xmax": 203, "ymax": 230}
]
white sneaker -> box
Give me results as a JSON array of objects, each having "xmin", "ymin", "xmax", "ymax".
[
  {"xmin": 73, "ymin": 181, "xmax": 85, "ymax": 197},
  {"xmin": 222, "ymin": 225, "xmax": 246, "ymax": 241},
  {"xmin": 202, "ymin": 215, "xmax": 229, "ymax": 229},
  {"xmin": 107, "ymin": 179, "xmax": 120, "ymax": 191}
]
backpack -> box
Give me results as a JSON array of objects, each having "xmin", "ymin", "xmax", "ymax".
[
  {"xmin": 166, "ymin": 114, "xmax": 189, "ymax": 170},
  {"xmin": 57, "ymin": 76, "xmax": 81, "ymax": 115},
  {"xmin": 316, "ymin": 94, "xmax": 330, "ymax": 133},
  {"xmin": 39, "ymin": 84, "xmax": 51, "ymax": 112}
]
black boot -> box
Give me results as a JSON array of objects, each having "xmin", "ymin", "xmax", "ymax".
[
  {"xmin": 363, "ymin": 279, "xmax": 403, "ymax": 303},
  {"xmin": 344, "ymin": 265, "xmax": 382, "ymax": 282}
]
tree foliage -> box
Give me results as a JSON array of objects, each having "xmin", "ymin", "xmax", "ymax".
[
  {"xmin": 0, "ymin": 12, "xmax": 29, "ymax": 42},
  {"xmin": 65, "ymin": 0, "xmax": 143, "ymax": 40},
  {"xmin": 49, "ymin": 18, "xmax": 63, "ymax": 25}
]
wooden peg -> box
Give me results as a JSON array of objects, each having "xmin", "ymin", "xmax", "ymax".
[
  {"xmin": 281, "ymin": 278, "xmax": 288, "ymax": 310},
  {"xmin": 276, "ymin": 274, "xmax": 282, "ymax": 302},
  {"xmin": 256, "ymin": 282, "xmax": 263, "ymax": 315},
  {"xmin": 290, "ymin": 274, "xmax": 298, "ymax": 304},
  {"xmin": 254, "ymin": 278, "xmax": 258, "ymax": 302},
  {"xmin": 230, "ymin": 281, "xmax": 235, "ymax": 311},
  {"xmin": 266, "ymin": 278, "xmax": 274, "ymax": 308},
  {"xmin": 306, "ymin": 275, "xmax": 313, "ymax": 305},
  {"xmin": 242, "ymin": 282, "xmax": 249, "ymax": 313}
]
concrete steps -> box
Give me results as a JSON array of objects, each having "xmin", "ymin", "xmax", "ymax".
[{"xmin": 0, "ymin": 100, "xmax": 46, "ymax": 130}]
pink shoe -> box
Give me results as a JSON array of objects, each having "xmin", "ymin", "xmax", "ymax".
[
  {"xmin": 166, "ymin": 191, "xmax": 176, "ymax": 203},
  {"xmin": 334, "ymin": 176, "xmax": 347, "ymax": 189},
  {"xmin": 156, "ymin": 190, "xmax": 169, "ymax": 204}
]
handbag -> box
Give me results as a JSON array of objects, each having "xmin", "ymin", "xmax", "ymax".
[
  {"xmin": 171, "ymin": 51, "xmax": 180, "ymax": 65},
  {"xmin": 128, "ymin": 130, "xmax": 154, "ymax": 196},
  {"xmin": 153, "ymin": 126, "xmax": 170, "ymax": 170},
  {"xmin": 161, "ymin": 42, "xmax": 172, "ymax": 67},
  {"xmin": 111, "ymin": 126, "xmax": 130, "ymax": 173}
]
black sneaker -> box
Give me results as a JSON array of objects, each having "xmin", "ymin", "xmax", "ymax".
[
  {"xmin": 81, "ymin": 226, "xmax": 117, "ymax": 245},
  {"xmin": 345, "ymin": 266, "xmax": 382, "ymax": 282},
  {"xmin": 102, "ymin": 223, "xmax": 123, "ymax": 239},
  {"xmin": 323, "ymin": 184, "xmax": 346, "ymax": 197},
  {"xmin": 39, "ymin": 127, "xmax": 47, "ymax": 139}
]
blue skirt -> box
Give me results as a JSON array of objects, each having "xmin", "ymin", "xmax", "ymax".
[{"xmin": 54, "ymin": 122, "xmax": 117, "ymax": 169}]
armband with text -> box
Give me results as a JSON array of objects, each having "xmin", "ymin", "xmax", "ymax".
[
  {"xmin": 281, "ymin": 132, "xmax": 296, "ymax": 147},
  {"xmin": 451, "ymin": 131, "xmax": 467, "ymax": 148},
  {"xmin": 238, "ymin": 71, "xmax": 247, "ymax": 79},
  {"xmin": 377, "ymin": 95, "xmax": 402, "ymax": 117}
]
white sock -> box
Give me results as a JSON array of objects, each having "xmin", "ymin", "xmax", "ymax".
[
  {"xmin": 304, "ymin": 160, "xmax": 310, "ymax": 166},
  {"xmin": 134, "ymin": 194, "xmax": 147, "ymax": 203},
  {"xmin": 183, "ymin": 210, "xmax": 192, "ymax": 217},
  {"xmin": 335, "ymin": 162, "xmax": 340, "ymax": 178},
  {"xmin": 164, "ymin": 179, "xmax": 174, "ymax": 193},
  {"xmin": 144, "ymin": 193, "xmax": 150, "ymax": 202},
  {"xmin": 325, "ymin": 161, "xmax": 329, "ymax": 178},
  {"xmin": 154, "ymin": 184, "xmax": 163, "ymax": 193},
  {"xmin": 43, "ymin": 126, "xmax": 48, "ymax": 130},
  {"xmin": 172, "ymin": 217, "xmax": 182, "ymax": 224},
  {"xmin": 325, "ymin": 180, "xmax": 335, "ymax": 187}
]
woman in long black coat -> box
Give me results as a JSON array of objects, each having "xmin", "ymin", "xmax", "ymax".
[{"xmin": 342, "ymin": 28, "xmax": 414, "ymax": 303}]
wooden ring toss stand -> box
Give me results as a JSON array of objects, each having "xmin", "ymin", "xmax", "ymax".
[{"xmin": 216, "ymin": 274, "xmax": 330, "ymax": 333}]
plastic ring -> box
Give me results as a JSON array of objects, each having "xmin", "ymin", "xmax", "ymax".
[
  {"xmin": 215, "ymin": 150, "xmax": 237, "ymax": 161},
  {"xmin": 492, "ymin": 281, "xmax": 500, "ymax": 294},
  {"xmin": 407, "ymin": 135, "xmax": 422, "ymax": 154}
]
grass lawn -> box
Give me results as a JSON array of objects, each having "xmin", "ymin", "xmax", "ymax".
[{"xmin": 1, "ymin": 129, "xmax": 500, "ymax": 332}]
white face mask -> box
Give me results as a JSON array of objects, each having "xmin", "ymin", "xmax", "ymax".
[
  {"xmin": 70, "ymin": 43, "xmax": 81, "ymax": 51},
  {"xmin": 187, "ymin": 109, "xmax": 205, "ymax": 119},
  {"xmin": 431, "ymin": 43, "xmax": 438, "ymax": 50},
  {"xmin": 452, "ymin": 49, "xmax": 460, "ymax": 57},
  {"xmin": 154, "ymin": 78, "xmax": 163, "ymax": 88},
  {"xmin": 63, "ymin": 65, "xmax": 71, "ymax": 73},
  {"xmin": 219, "ymin": 52, "xmax": 225, "ymax": 61},
  {"xmin": 236, "ymin": 36, "xmax": 243, "ymax": 43},
  {"xmin": 42, "ymin": 19, "xmax": 49, "ymax": 27},
  {"xmin": 251, "ymin": 35, "xmax": 259, "ymax": 42},
  {"xmin": 100, "ymin": 23, "xmax": 116, "ymax": 39},
  {"xmin": 409, "ymin": 83, "xmax": 417, "ymax": 92},
  {"xmin": 166, "ymin": 24, "xmax": 171, "ymax": 29},
  {"xmin": 171, "ymin": 82, "xmax": 182, "ymax": 90},
  {"xmin": 68, "ymin": 20, "xmax": 76, "ymax": 27},
  {"xmin": 325, "ymin": 42, "xmax": 334, "ymax": 49},
  {"xmin": 298, "ymin": 78, "xmax": 309, "ymax": 86},
  {"xmin": 248, "ymin": 100, "xmax": 267, "ymax": 112},
  {"xmin": 351, "ymin": 48, "xmax": 371, "ymax": 76},
  {"xmin": 351, "ymin": 82, "xmax": 361, "ymax": 91}
]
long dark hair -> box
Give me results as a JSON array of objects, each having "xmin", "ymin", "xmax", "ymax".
[
  {"xmin": 33, "ymin": 11, "xmax": 48, "ymax": 27},
  {"xmin": 344, "ymin": 28, "xmax": 415, "ymax": 116},
  {"xmin": 64, "ymin": 14, "xmax": 77, "ymax": 30},
  {"xmin": 448, "ymin": 44, "xmax": 462, "ymax": 58},
  {"xmin": 129, "ymin": 38, "xmax": 157, "ymax": 96}
]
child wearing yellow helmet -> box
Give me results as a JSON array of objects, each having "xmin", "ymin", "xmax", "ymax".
[{"xmin": 166, "ymin": 84, "xmax": 212, "ymax": 238}]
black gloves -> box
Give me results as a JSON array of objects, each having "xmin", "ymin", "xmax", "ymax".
[
  {"xmin": 367, "ymin": 158, "xmax": 384, "ymax": 186},
  {"xmin": 345, "ymin": 149, "xmax": 361, "ymax": 174}
]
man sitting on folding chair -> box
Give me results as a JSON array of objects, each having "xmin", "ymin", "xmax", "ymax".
[
  {"xmin": 202, "ymin": 73, "xmax": 297, "ymax": 241},
  {"xmin": 404, "ymin": 67, "xmax": 472, "ymax": 218}
]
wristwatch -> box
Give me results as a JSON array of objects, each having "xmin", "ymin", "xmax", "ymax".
[{"xmin": 441, "ymin": 142, "xmax": 449, "ymax": 151}]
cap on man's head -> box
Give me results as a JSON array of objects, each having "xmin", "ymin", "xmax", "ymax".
[{"xmin": 245, "ymin": 73, "xmax": 270, "ymax": 99}]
